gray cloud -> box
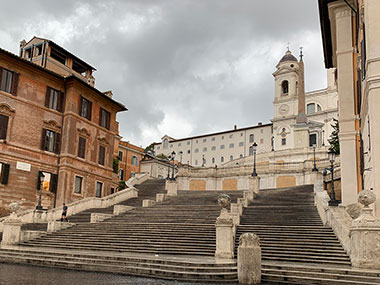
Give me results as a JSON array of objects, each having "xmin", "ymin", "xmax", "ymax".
[{"xmin": 0, "ymin": 0, "xmax": 326, "ymax": 147}]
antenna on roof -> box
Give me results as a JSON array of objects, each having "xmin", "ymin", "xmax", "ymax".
[{"xmin": 299, "ymin": 46, "xmax": 303, "ymax": 59}]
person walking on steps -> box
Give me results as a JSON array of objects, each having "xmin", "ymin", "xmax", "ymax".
[{"xmin": 61, "ymin": 203, "xmax": 68, "ymax": 222}]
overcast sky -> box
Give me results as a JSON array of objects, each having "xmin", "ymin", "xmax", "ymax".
[{"xmin": 0, "ymin": 0, "xmax": 326, "ymax": 148}]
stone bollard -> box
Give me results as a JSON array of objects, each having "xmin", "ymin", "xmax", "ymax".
[
  {"xmin": 166, "ymin": 180, "xmax": 178, "ymax": 196},
  {"xmin": 238, "ymin": 233, "xmax": 261, "ymax": 284},
  {"xmin": 113, "ymin": 205, "xmax": 134, "ymax": 215},
  {"xmin": 231, "ymin": 203, "xmax": 240, "ymax": 215},
  {"xmin": 215, "ymin": 194, "xmax": 234, "ymax": 259},
  {"xmin": 47, "ymin": 221, "xmax": 73, "ymax": 232},
  {"xmin": 142, "ymin": 199, "xmax": 156, "ymax": 207},
  {"xmin": 350, "ymin": 189, "xmax": 380, "ymax": 269},
  {"xmin": 249, "ymin": 176, "xmax": 260, "ymax": 197},
  {"xmin": 1, "ymin": 214, "xmax": 22, "ymax": 245},
  {"xmin": 156, "ymin": 193, "xmax": 167, "ymax": 202}
]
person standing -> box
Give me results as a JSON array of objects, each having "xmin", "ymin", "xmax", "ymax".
[{"xmin": 61, "ymin": 203, "xmax": 68, "ymax": 222}]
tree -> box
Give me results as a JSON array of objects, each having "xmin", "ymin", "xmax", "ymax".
[
  {"xmin": 113, "ymin": 158, "xmax": 119, "ymax": 174},
  {"xmin": 144, "ymin": 143, "xmax": 155, "ymax": 155},
  {"xmin": 328, "ymin": 118, "xmax": 340, "ymax": 154},
  {"xmin": 156, "ymin": 153, "xmax": 168, "ymax": 160}
]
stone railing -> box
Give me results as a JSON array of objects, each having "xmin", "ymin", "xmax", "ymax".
[
  {"xmin": 315, "ymin": 185, "xmax": 380, "ymax": 269},
  {"xmin": 177, "ymin": 159, "xmax": 336, "ymax": 191},
  {"xmin": 0, "ymin": 172, "xmax": 149, "ymax": 232}
]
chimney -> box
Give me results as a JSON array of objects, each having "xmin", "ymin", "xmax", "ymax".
[
  {"xmin": 258, "ymin": 122, "xmax": 262, "ymax": 126},
  {"xmin": 103, "ymin": 90, "xmax": 113, "ymax": 98},
  {"xmin": 234, "ymin": 125, "xmax": 237, "ymax": 130}
]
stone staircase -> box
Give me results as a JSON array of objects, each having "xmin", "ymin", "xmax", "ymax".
[
  {"xmin": 1, "ymin": 187, "xmax": 243, "ymax": 282},
  {"xmin": 236, "ymin": 185, "xmax": 380, "ymax": 284}
]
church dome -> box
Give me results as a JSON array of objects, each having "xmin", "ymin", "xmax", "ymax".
[{"xmin": 279, "ymin": 50, "xmax": 298, "ymax": 63}]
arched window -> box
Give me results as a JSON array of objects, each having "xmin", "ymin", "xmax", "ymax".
[
  {"xmin": 221, "ymin": 157, "xmax": 224, "ymax": 163},
  {"xmin": 317, "ymin": 104, "xmax": 322, "ymax": 112},
  {"xmin": 163, "ymin": 139, "xmax": 168, "ymax": 149},
  {"xmin": 281, "ymin": 80, "xmax": 289, "ymax": 95},
  {"xmin": 212, "ymin": 157, "xmax": 215, "ymax": 164},
  {"xmin": 307, "ymin": 103, "xmax": 315, "ymax": 114},
  {"xmin": 230, "ymin": 155, "xmax": 233, "ymax": 161}
]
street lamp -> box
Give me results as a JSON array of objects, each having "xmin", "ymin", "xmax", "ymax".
[
  {"xmin": 252, "ymin": 142, "xmax": 258, "ymax": 177},
  {"xmin": 312, "ymin": 144, "xmax": 318, "ymax": 172},
  {"xmin": 166, "ymin": 153, "xmax": 171, "ymax": 180},
  {"xmin": 324, "ymin": 149, "xmax": 339, "ymax": 206},
  {"xmin": 36, "ymin": 172, "xmax": 45, "ymax": 210},
  {"xmin": 170, "ymin": 151, "xmax": 176, "ymax": 180}
]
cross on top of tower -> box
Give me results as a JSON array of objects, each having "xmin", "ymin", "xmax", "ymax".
[{"xmin": 299, "ymin": 46, "xmax": 304, "ymax": 59}]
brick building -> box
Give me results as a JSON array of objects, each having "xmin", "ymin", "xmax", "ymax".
[
  {"xmin": 117, "ymin": 141, "xmax": 144, "ymax": 181},
  {"xmin": 0, "ymin": 37, "xmax": 126, "ymax": 212}
]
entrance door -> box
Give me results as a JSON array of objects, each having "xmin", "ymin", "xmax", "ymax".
[{"xmin": 96, "ymin": 182, "xmax": 103, "ymax": 198}]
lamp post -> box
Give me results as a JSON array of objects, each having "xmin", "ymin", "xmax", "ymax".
[
  {"xmin": 170, "ymin": 151, "xmax": 176, "ymax": 180},
  {"xmin": 36, "ymin": 172, "xmax": 45, "ymax": 210},
  {"xmin": 166, "ymin": 154, "xmax": 171, "ymax": 180},
  {"xmin": 252, "ymin": 142, "xmax": 258, "ymax": 177},
  {"xmin": 325, "ymin": 149, "xmax": 339, "ymax": 206},
  {"xmin": 202, "ymin": 154, "xmax": 205, "ymax": 167},
  {"xmin": 312, "ymin": 144, "xmax": 318, "ymax": 172},
  {"xmin": 271, "ymin": 136, "xmax": 274, "ymax": 151},
  {"xmin": 322, "ymin": 130, "xmax": 325, "ymax": 146}
]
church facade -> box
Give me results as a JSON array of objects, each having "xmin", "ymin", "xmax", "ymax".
[{"xmin": 154, "ymin": 50, "xmax": 338, "ymax": 167}]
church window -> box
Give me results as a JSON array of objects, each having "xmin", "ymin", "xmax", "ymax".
[
  {"xmin": 309, "ymin": 133, "xmax": 317, "ymax": 147},
  {"xmin": 249, "ymin": 146, "xmax": 253, "ymax": 156},
  {"xmin": 187, "ymin": 150, "xmax": 190, "ymax": 154},
  {"xmin": 307, "ymin": 103, "xmax": 315, "ymax": 114},
  {"xmin": 281, "ymin": 80, "xmax": 289, "ymax": 95},
  {"xmin": 282, "ymin": 138, "xmax": 286, "ymax": 145},
  {"xmin": 163, "ymin": 139, "xmax": 168, "ymax": 149}
]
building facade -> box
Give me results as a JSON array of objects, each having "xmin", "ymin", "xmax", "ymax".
[
  {"xmin": 319, "ymin": 0, "xmax": 380, "ymax": 217},
  {"xmin": 154, "ymin": 50, "xmax": 338, "ymax": 169},
  {"xmin": 0, "ymin": 37, "xmax": 126, "ymax": 212},
  {"xmin": 117, "ymin": 141, "xmax": 144, "ymax": 181},
  {"xmin": 154, "ymin": 123, "xmax": 273, "ymax": 168}
]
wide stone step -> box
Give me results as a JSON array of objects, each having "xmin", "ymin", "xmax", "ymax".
[{"xmin": 262, "ymin": 255, "xmax": 351, "ymax": 265}]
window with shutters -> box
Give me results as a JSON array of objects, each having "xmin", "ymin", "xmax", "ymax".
[
  {"xmin": 37, "ymin": 171, "xmax": 58, "ymax": 193},
  {"xmin": 118, "ymin": 151, "xmax": 123, "ymax": 161},
  {"xmin": 0, "ymin": 162, "xmax": 10, "ymax": 185},
  {"xmin": 99, "ymin": 108, "xmax": 110, "ymax": 129},
  {"xmin": 119, "ymin": 169, "xmax": 124, "ymax": 180},
  {"xmin": 74, "ymin": 176, "xmax": 83, "ymax": 194},
  {"xmin": 45, "ymin": 87, "xmax": 64, "ymax": 112},
  {"xmin": 79, "ymin": 96, "xmax": 92, "ymax": 120},
  {"xmin": 132, "ymin": 156, "xmax": 138, "ymax": 166},
  {"xmin": 41, "ymin": 129, "xmax": 60, "ymax": 154},
  {"xmin": 96, "ymin": 181, "xmax": 103, "ymax": 198},
  {"xmin": 0, "ymin": 67, "xmax": 19, "ymax": 95},
  {"xmin": 249, "ymin": 134, "xmax": 254, "ymax": 143},
  {"xmin": 0, "ymin": 114, "xmax": 9, "ymax": 140},
  {"xmin": 98, "ymin": 145, "xmax": 106, "ymax": 165},
  {"xmin": 77, "ymin": 137, "xmax": 86, "ymax": 159}
]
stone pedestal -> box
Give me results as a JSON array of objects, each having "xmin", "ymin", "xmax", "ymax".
[
  {"xmin": 238, "ymin": 233, "xmax": 261, "ymax": 284},
  {"xmin": 47, "ymin": 221, "xmax": 73, "ymax": 233},
  {"xmin": 166, "ymin": 180, "xmax": 178, "ymax": 196},
  {"xmin": 215, "ymin": 209, "xmax": 235, "ymax": 259},
  {"xmin": 90, "ymin": 213, "xmax": 113, "ymax": 223},
  {"xmin": 248, "ymin": 176, "xmax": 260, "ymax": 200},
  {"xmin": 32, "ymin": 209, "xmax": 47, "ymax": 223},
  {"xmin": 1, "ymin": 215, "xmax": 22, "ymax": 245},
  {"xmin": 113, "ymin": 205, "xmax": 134, "ymax": 215},
  {"xmin": 293, "ymin": 124, "xmax": 309, "ymax": 149},
  {"xmin": 350, "ymin": 189, "xmax": 380, "ymax": 269},
  {"xmin": 142, "ymin": 199, "xmax": 156, "ymax": 207},
  {"xmin": 156, "ymin": 193, "xmax": 167, "ymax": 202}
]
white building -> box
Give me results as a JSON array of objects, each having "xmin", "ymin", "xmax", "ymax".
[{"xmin": 154, "ymin": 49, "xmax": 338, "ymax": 167}]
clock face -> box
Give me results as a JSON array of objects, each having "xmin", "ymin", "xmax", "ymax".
[{"xmin": 279, "ymin": 104, "xmax": 289, "ymax": 114}]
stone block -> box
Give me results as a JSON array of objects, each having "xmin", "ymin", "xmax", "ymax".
[
  {"xmin": 21, "ymin": 230, "xmax": 45, "ymax": 242},
  {"xmin": 90, "ymin": 213, "xmax": 113, "ymax": 223},
  {"xmin": 231, "ymin": 203, "xmax": 239, "ymax": 215},
  {"xmin": 156, "ymin": 193, "xmax": 167, "ymax": 202},
  {"xmin": 238, "ymin": 233, "xmax": 261, "ymax": 284},
  {"xmin": 249, "ymin": 177, "xmax": 261, "ymax": 195},
  {"xmin": 215, "ymin": 209, "xmax": 235, "ymax": 259},
  {"xmin": 47, "ymin": 221, "xmax": 74, "ymax": 232},
  {"xmin": 1, "ymin": 219, "xmax": 22, "ymax": 245},
  {"xmin": 166, "ymin": 180, "xmax": 178, "ymax": 196},
  {"xmin": 113, "ymin": 205, "xmax": 134, "ymax": 215},
  {"xmin": 142, "ymin": 199, "xmax": 156, "ymax": 207}
]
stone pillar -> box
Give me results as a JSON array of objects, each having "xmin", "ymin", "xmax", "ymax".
[
  {"xmin": 328, "ymin": 2, "xmax": 358, "ymax": 206},
  {"xmin": 248, "ymin": 176, "xmax": 260, "ymax": 202},
  {"xmin": 350, "ymin": 189, "xmax": 380, "ymax": 269},
  {"xmin": 1, "ymin": 214, "xmax": 22, "ymax": 245},
  {"xmin": 238, "ymin": 233, "xmax": 261, "ymax": 284},
  {"xmin": 215, "ymin": 209, "xmax": 235, "ymax": 259},
  {"xmin": 166, "ymin": 180, "xmax": 178, "ymax": 196}
]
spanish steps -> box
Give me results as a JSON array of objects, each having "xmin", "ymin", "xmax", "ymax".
[{"xmin": 0, "ymin": 179, "xmax": 379, "ymax": 283}]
